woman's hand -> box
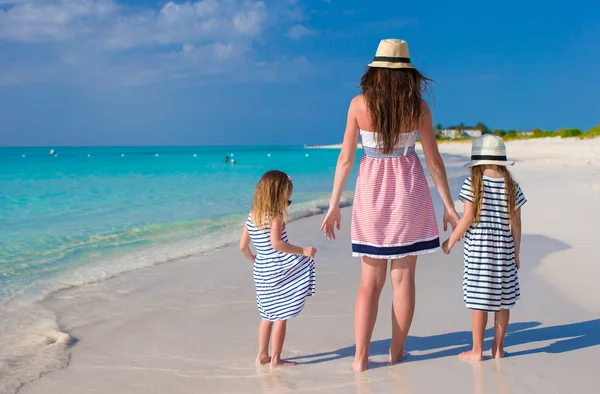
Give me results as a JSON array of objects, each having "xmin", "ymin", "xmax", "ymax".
[
  {"xmin": 320, "ymin": 205, "xmax": 341, "ymax": 240},
  {"xmin": 443, "ymin": 208, "xmax": 460, "ymax": 232}
]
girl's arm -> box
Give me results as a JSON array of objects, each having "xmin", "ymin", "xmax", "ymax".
[
  {"xmin": 320, "ymin": 97, "xmax": 360, "ymax": 240},
  {"xmin": 442, "ymin": 200, "xmax": 474, "ymax": 254},
  {"xmin": 271, "ymin": 215, "xmax": 317, "ymax": 258},
  {"xmin": 418, "ymin": 101, "xmax": 460, "ymax": 231},
  {"xmin": 239, "ymin": 224, "xmax": 256, "ymax": 263},
  {"xmin": 513, "ymin": 208, "xmax": 522, "ymax": 269}
]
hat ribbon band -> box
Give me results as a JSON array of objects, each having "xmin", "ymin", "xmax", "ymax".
[
  {"xmin": 471, "ymin": 154, "xmax": 507, "ymax": 161},
  {"xmin": 373, "ymin": 56, "xmax": 411, "ymax": 63}
]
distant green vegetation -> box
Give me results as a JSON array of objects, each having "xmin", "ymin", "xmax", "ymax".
[
  {"xmin": 581, "ymin": 124, "xmax": 600, "ymax": 139},
  {"xmin": 434, "ymin": 122, "xmax": 600, "ymax": 142},
  {"xmin": 559, "ymin": 128, "xmax": 583, "ymax": 138}
]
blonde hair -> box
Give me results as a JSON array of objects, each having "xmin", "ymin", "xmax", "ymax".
[
  {"xmin": 470, "ymin": 166, "xmax": 517, "ymax": 228},
  {"xmin": 251, "ymin": 170, "xmax": 293, "ymax": 228}
]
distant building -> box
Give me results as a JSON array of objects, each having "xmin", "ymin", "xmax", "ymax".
[
  {"xmin": 441, "ymin": 126, "xmax": 482, "ymax": 139},
  {"xmin": 519, "ymin": 130, "xmax": 534, "ymax": 137}
]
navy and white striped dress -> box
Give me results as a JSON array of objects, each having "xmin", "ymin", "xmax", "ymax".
[
  {"xmin": 460, "ymin": 176, "xmax": 527, "ymax": 311},
  {"xmin": 247, "ymin": 216, "xmax": 316, "ymax": 321}
]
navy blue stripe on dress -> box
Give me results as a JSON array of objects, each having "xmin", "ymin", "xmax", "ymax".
[{"xmin": 352, "ymin": 238, "xmax": 440, "ymax": 257}]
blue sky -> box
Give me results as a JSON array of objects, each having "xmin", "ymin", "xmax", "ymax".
[{"xmin": 1, "ymin": 0, "xmax": 599, "ymax": 146}]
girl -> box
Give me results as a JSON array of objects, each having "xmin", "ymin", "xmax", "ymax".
[
  {"xmin": 442, "ymin": 134, "xmax": 527, "ymax": 361},
  {"xmin": 239, "ymin": 170, "xmax": 317, "ymax": 369}
]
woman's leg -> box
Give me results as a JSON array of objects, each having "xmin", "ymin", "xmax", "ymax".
[
  {"xmin": 389, "ymin": 255, "xmax": 417, "ymax": 362},
  {"xmin": 256, "ymin": 319, "xmax": 272, "ymax": 365},
  {"xmin": 270, "ymin": 320, "xmax": 297, "ymax": 369},
  {"xmin": 353, "ymin": 257, "xmax": 388, "ymax": 372}
]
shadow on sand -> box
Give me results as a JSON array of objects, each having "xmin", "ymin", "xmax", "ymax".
[
  {"xmin": 290, "ymin": 234, "xmax": 599, "ymax": 367},
  {"xmin": 290, "ymin": 319, "xmax": 600, "ymax": 366}
]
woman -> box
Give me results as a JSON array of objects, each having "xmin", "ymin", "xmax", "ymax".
[{"xmin": 320, "ymin": 39, "xmax": 459, "ymax": 372}]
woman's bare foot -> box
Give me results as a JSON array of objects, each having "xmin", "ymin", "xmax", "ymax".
[
  {"xmin": 255, "ymin": 354, "xmax": 271, "ymax": 366},
  {"xmin": 270, "ymin": 359, "xmax": 297, "ymax": 369},
  {"xmin": 389, "ymin": 350, "xmax": 408, "ymax": 364},
  {"xmin": 458, "ymin": 350, "xmax": 484, "ymax": 362},
  {"xmin": 352, "ymin": 359, "xmax": 368, "ymax": 372}
]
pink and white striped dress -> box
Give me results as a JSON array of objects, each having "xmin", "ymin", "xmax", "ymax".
[{"xmin": 351, "ymin": 130, "xmax": 440, "ymax": 259}]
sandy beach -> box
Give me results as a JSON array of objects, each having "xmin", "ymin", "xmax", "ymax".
[{"xmin": 15, "ymin": 137, "xmax": 600, "ymax": 394}]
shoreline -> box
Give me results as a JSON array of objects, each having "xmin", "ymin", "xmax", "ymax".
[{"xmin": 9, "ymin": 137, "xmax": 600, "ymax": 393}]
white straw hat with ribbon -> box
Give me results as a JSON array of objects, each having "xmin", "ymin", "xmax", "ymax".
[
  {"xmin": 465, "ymin": 134, "xmax": 515, "ymax": 167},
  {"xmin": 368, "ymin": 39, "xmax": 415, "ymax": 69}
]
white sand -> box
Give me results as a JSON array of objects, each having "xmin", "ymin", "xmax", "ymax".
[{"xmin": 18, "ymin": 137, "xmax": 600, "ymax": 394}]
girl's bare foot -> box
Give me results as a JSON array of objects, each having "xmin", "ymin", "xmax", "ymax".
[
  {"xmin": 490, "ymin": 341, "xmax": 505, "ymax": 359},
  {"xmin": 270, "ymin": 359, "xmax": 297, "ymax": 369},
  {"xmin": 352, "ymin": 359, "xmax": 368, "ymax": 372},
  {"xmin": 389, "ymin": 350, "xmax": 408, "ymax": 364},
  {"xmin": 458, "ymin": 350, "xmax": 484, "ymax": 362},
  {"xmin": 255, "ymin": 354, "xmax": 271, "ymax": 366}
]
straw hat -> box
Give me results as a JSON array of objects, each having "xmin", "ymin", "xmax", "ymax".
[
  {"xmin": 368, "ymin": 39, "xmax": 415, "ymax": 69},
  {"xmin": 465, "ymin": 134, "xmax": 515, "ymax": 167}
]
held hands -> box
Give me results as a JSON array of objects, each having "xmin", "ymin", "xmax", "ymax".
[
  {"xmin": 302, "ymin": 246, "xmax": 318, "ymax": 259},
  {"xmin": 320, "ymin": 205, "xmax": 341, "ymax": 240},
  {"xmin": 441, "ymin": 238, "xmax": 456, "ymax": 255}
]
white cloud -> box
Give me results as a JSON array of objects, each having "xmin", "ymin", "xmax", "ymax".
[
  {"xmin": 286, "ymin": 24, "xmax": 313, "ymax": 40},
  {"xmin": 0, "ymin": 0, "xmax": 309, "ymax": 85}
]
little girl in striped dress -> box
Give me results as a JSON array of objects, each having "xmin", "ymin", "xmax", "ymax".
[
  {"xmin": 239, "ymin": 170, "xmax": 317, "ymax": 369},
  {"xmin": 442, "ymin": 135, "xmax": 526, "ymax": 361}
]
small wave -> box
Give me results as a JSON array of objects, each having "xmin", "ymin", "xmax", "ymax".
[{"xmin": 0, "ymin": 298, "xmax": 72, "ymax": 394}]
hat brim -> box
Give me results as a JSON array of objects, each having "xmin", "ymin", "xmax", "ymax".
[
  {"xmin": 368, "ymin": 61, "xmax": 414, "ymax": 69},
  {"xmin": 464, "ymin": 160, "xmax": 515, "ymax": 168}
]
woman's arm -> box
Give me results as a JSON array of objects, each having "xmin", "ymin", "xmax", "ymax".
[
  {"xmin": 320, "ymin": 97, "xmax": 360, "ymax": 240},
  {"xmin": 239, "ymin": 224, "xmax": 256, "ymax": 263},
  {"xmin": 418, "ymin": 101, "xmax": 460, "ymax": 231},
  {"xmin": 271, "ymin": 216, "xmax": 317, "ymax": 258},
  {"xmin": 513, "ymin": 208, "xmax": 522, "ymax": 269},
  {"xmin": 442, "ymin": 200, "xmax": 474, "ymax": 254}
]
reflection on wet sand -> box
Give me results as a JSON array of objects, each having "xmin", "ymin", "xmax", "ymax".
[
  {"xmin": 257, "ymin": 367, "xmax": 293, "ymax": 393},
  {"xmin": 468, "ymin": 359, "xmax": 511, "ymax": 394},
  {"xmin": 354, "ymin": 363, "xmax": 413, "ymax": 394}
]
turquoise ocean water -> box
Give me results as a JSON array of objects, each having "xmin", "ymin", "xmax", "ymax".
[{"xmin": 1, "ymin": 146, "xmax": 360, "ymax": 301}]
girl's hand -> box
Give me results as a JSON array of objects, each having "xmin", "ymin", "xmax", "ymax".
[
  {"xmin": 302, "ymin": 247, "xmax": 318, "ymax": 259},
  {"xmin": 515, "ymin": 256, "xmax": 521, "ymax": 270},
  {"xmin": 320, "ymin": 205, "xmax": 341, "ymax": 240},
  {"xmin": 443, "ymin": 208, "xmax": 460, "ymax": 232},
  {"xmin": 442, "ymin": 238, "xmax": 455, "ymax": 255}
]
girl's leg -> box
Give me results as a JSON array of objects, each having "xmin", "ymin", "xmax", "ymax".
[
  {"xmin": 256, "ymin": 319, "xmax": 273, "ymax": 365},
  {"xmin": 459, "ymin": 310, "xmax": 488, "ymax": 361},
  {"xmin": 270, "ymin": 320, "xmax": 297, "ymax": 369},
  {"xmin": 389, "ymin": 255, "xmax": 417, "ymax": 363},
  {"xmin": 491, "ymin": 309, "xmax": 510, "ymax": 358},
  {"xmin": 353, "ymin": 257, "xmax": 388, "ymax": 372}
]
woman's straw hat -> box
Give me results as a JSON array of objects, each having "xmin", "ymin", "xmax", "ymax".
[
  {"xmin": 465, "ymin": 134, "xmax": 515, "ymax": 167},
  {"xmin": 368, "ymin": 39, "xmax": 415, "ymax": 69}
]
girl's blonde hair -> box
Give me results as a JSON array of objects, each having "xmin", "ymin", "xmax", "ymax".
[
  {"xmin": 471, "ymin": 165, "xmax": 517, "ymax": 228},
  {"xmin": 251, "ymin": 170, "xmax": 293, "ymax": 228}
]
